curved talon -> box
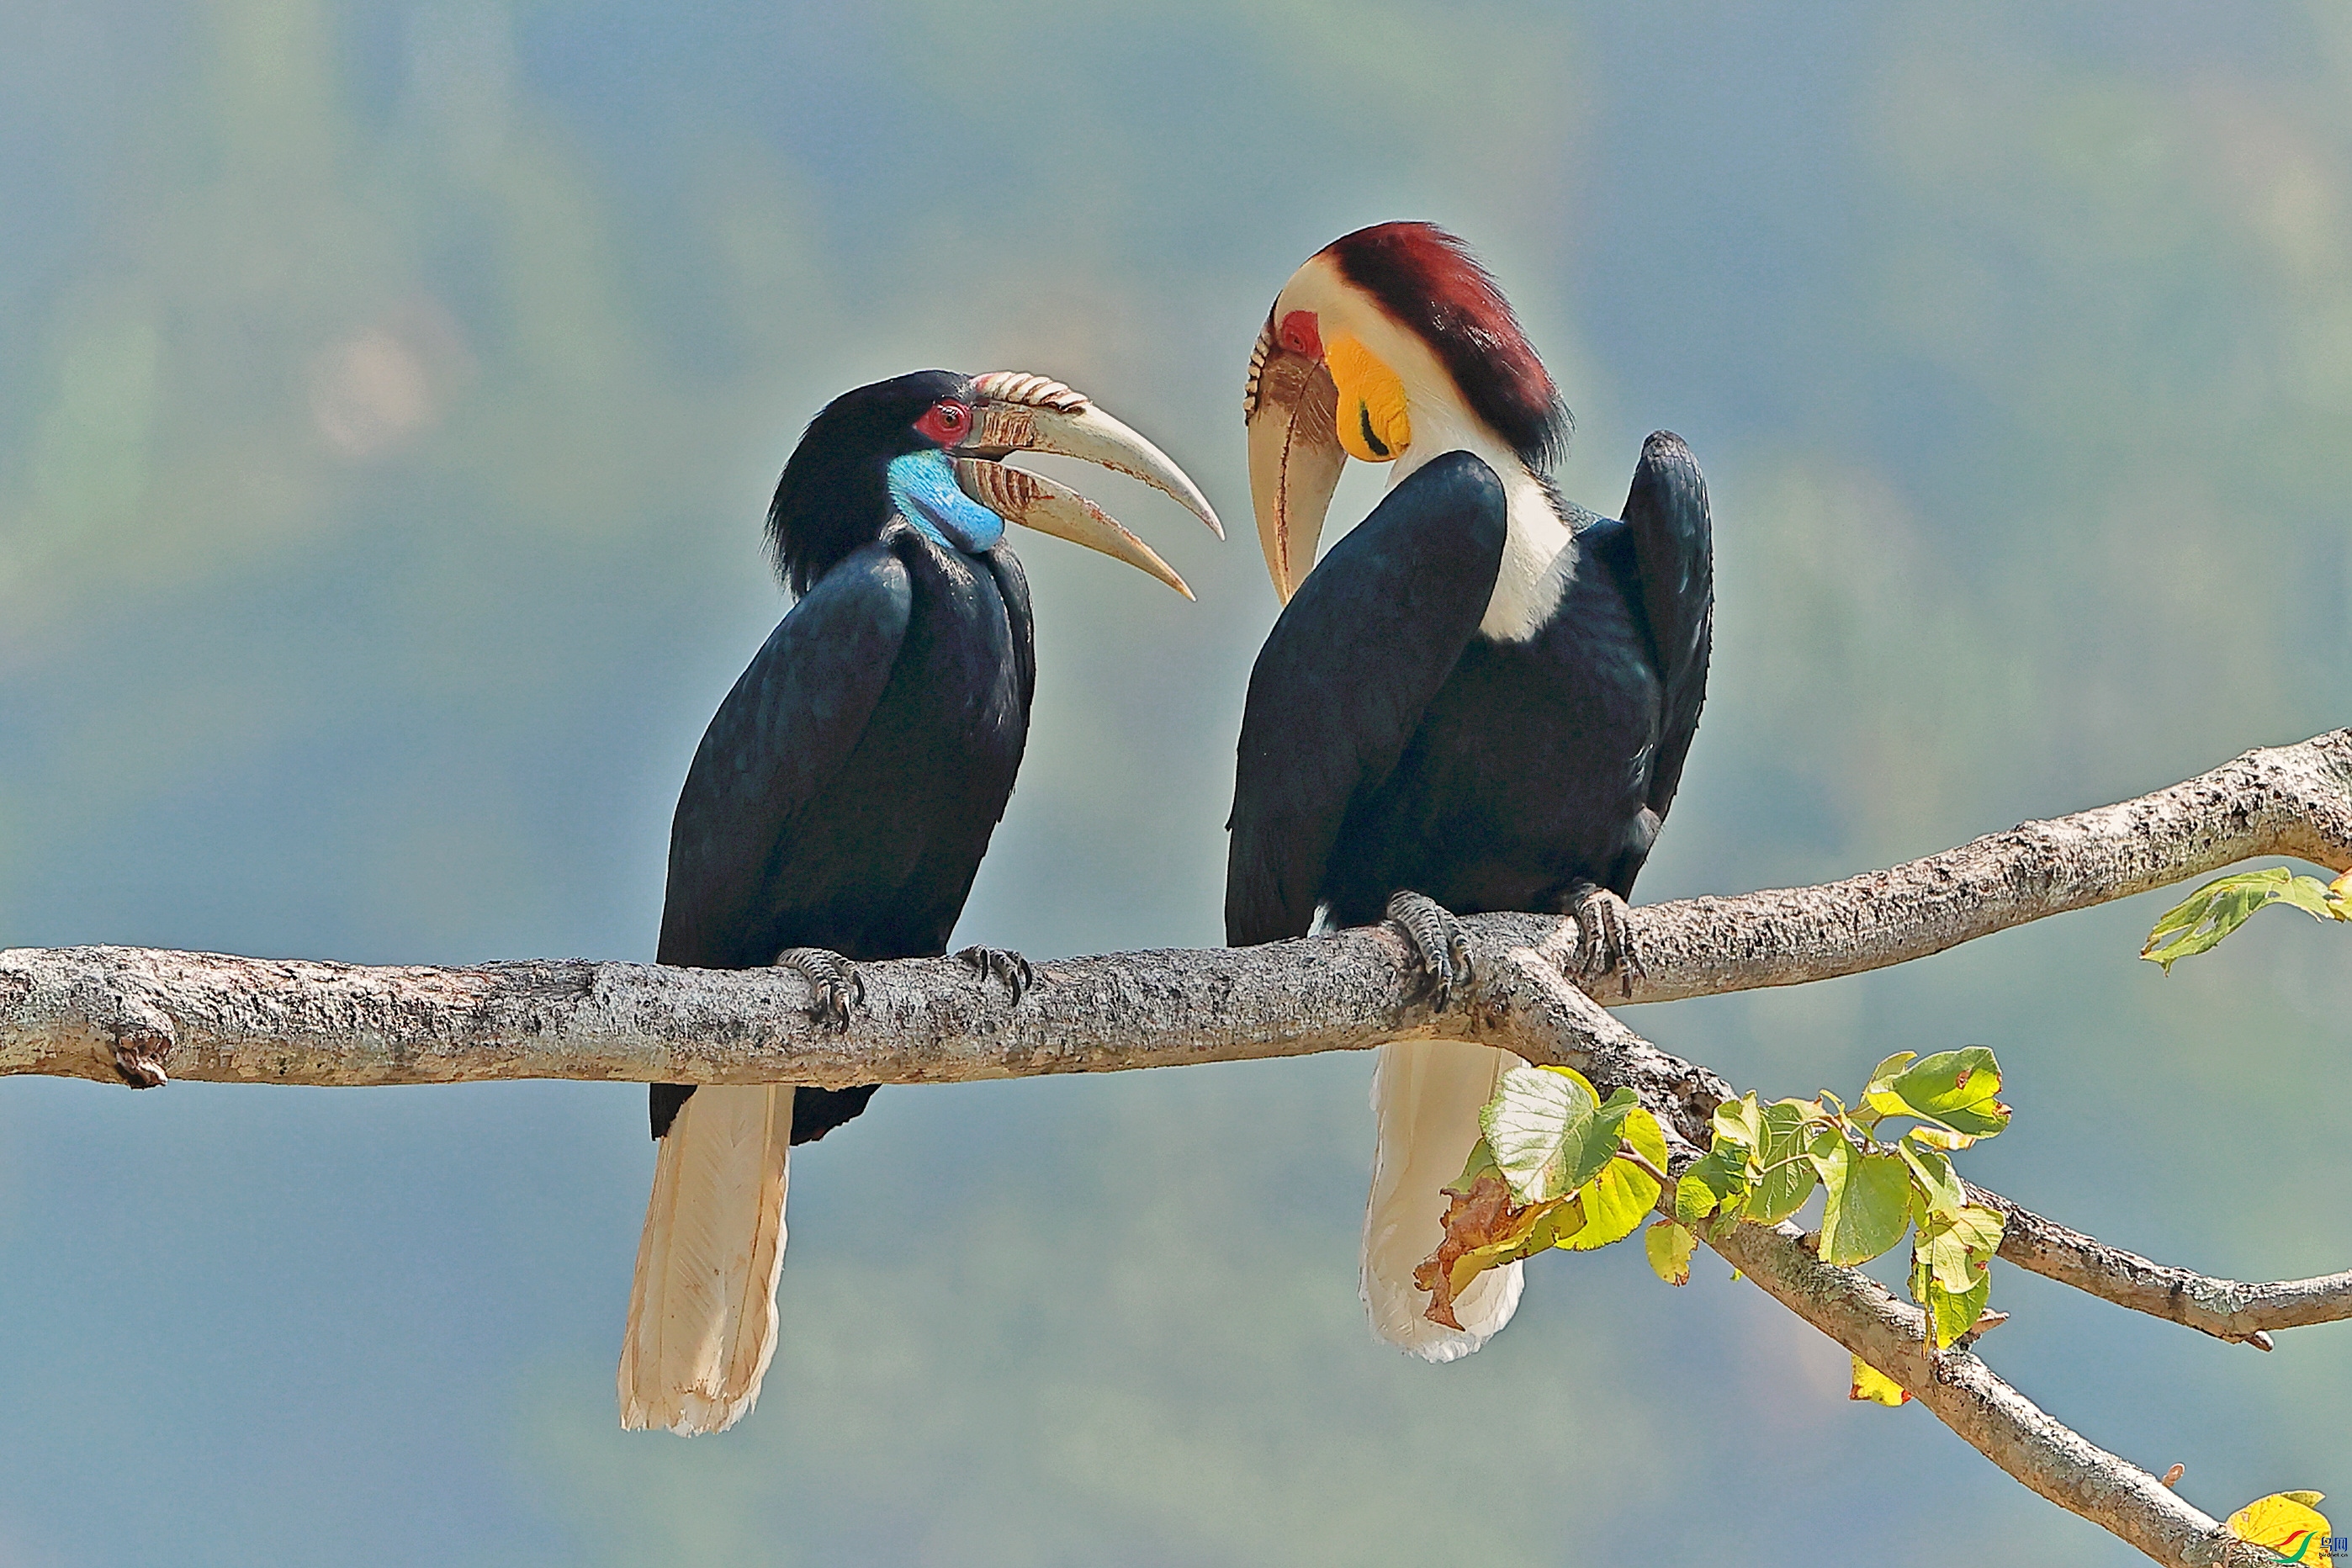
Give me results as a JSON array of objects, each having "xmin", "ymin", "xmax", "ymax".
[
  {"xmin": 1567, "ymin": 882, "xmax": 1643, "ymax": 998},
  {"xmin": 955, "ymin": 945, "xmax": 1036, "ymax": 1004},
  {"xmin": 775, "ymin": 946, "xmax": 864, "ymax": 1030},
  {"xmin": 1385, "ymin": 889, "xmax": 1474, "ymax": 1009}
]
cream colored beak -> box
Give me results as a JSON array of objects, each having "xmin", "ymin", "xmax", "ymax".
[
  {"xmin": 949, "ymin": 371, "xmax": 1221, "ymax": 599},
  {"xmin": 1242, "ymin": 320, "xmax": 1345, "ymax": 603},
  {"xmin": 953, "ymin": 458, "xmax": 1194, "ymax": 600}
]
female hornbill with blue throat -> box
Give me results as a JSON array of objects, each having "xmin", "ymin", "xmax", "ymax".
[
  {"xmin": 1226, "ymin": 224, "xmax": 1713, "ymax": 1361},
  {"xmin": 624, "ymin": 368, "xmax": 1219, "ymax": 1433}
]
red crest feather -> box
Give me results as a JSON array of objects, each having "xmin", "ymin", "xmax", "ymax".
[{"xmin": 1322, "ymin": 223, "xmax": 1568, "ymax": 469}]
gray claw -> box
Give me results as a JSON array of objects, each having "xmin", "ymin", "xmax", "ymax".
[
  {"xmin": 955, "ymin": 945, "xmax": 1036, "ymax": 1004},
  {"xmin": 1567, "ymin": 882, "xmax": 1644, "ymax": 998},
  {"xmin": 775, "ymin": 946, "xmax": 864, "ymax": 1030},
  {"xmin": 1385, "ymin": 890, "xmax": 1474, "ymax": 1009}
]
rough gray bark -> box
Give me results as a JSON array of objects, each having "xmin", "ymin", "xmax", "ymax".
[
  {"xmin": 9, "ymin": 730, "xmax": 2343, "ymax": 1094},
  {"xmin": 1701, "ymin": 1210, "xmax": 2274, "ymax": 1568},
  {"xmin": 3, "ymin": 729, "xmax": 2348, "ymax": 1567},
  {"xmin": 1606, "ymin": 725, "xmax": 2352, "ymax": 1003},
  {"xmin": 1968, "ymin": 1184, "xmax": 2352, "ymax": 1348}
]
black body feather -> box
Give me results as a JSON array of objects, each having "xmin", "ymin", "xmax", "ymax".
[
  {"xmin": 653, "ymin": 373, "xmax": 1034, "ymax": 1144},
  {"xmin": 1226, "ymin": 436, "xmax": 1712, "ymax": 944}
]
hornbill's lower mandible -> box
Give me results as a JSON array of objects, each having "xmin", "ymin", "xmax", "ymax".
[
  {"xmin": 1224, "ymin": 224, "xmax": 1713, "ymax": 1361},
  {"xmin": 622, "ymin": 369, "xmax": 1220, "ymax": 1434}
]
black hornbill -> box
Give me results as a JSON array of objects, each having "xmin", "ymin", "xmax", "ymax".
[
  {"xmin": 1225, "ymin": 224, "xmax": 1712, "ymax": 1360},
  {"xmin": 623, "ymin": 368, "xmax": 1219, "ymax": 1433}
]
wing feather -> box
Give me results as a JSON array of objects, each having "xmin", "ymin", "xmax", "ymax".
[
  {"xmin": 657, "ymin": 544, "xmax": 914, "ymax": 969},
  {"xmin": 1225, "ymin": 451, "xmax": 1508, "ymax": 944},
  {"xmin": 1618, "ymin": 432, "xmax": 1713, "ymax": 820}
]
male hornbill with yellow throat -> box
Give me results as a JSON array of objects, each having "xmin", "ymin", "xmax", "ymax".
[
  {"xmin": 1226, "ymin": 224, "xmax": 1712, "ymax": 1361},
  {"xmin": 624, "ymin": 368, "xmax": 1219, "ymax": 1433}
]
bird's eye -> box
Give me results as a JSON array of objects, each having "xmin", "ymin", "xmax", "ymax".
[
  {"xmin": 1279, "ymin": 310, "xmax": 1323, "ymax": 359},
  {"xmin": 916, "ymin": 399, "xmax": 972, "ymax": 445}
]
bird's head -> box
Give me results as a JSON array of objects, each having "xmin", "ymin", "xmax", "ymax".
[
  {"xmin": 770, "ymin": 368, "xmax": 1221, "ymax": 598},
  {"xmin": 1244, "ymin": 222, "xmax": 1566, "ymax": 601}
]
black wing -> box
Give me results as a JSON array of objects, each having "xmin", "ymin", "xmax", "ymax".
[
  {"xmin": 1225, "ymin": 451, "xmax": 1508, "ymax": 945},
  {"xmin": 1618, "ymin": 432, "xmax": 1712, "ymax": 821},
  {"xmin": 979, "ymin": 542, "xmax": 1036, "ymax": 728},
  {"xmin": 657, "ymin": 543, "xmax": 913, "ymax": 970}
]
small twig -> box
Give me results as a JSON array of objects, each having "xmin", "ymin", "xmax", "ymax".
[{"xmin": 1616, "ymin": 1143, "xmax": 1672, "ymax": 1189}]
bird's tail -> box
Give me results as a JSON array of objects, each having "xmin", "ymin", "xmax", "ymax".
[
  {"xmin": 618, "ymin": 1083, "xmax": 791, "ymax": 1434},
  {"xmin": 1362, "ymin": 1038, "xmax": 1523, "ymax": 1361}
]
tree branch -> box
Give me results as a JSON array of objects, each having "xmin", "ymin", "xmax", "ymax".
[
  {"xmin": 5, "ymin": 732, "xmax": 2349, "ymax": 1565},
  {"xmin": 1598, "ymin": 728, "xmax": 2352, "ymax": 1004},
  {"xmin": 7, "ymin": 729, "xmax": 2344, "ymax": 1091},
  {"xmin": 1698, "ymin": 1210, "xmax": 2271, "ymax": 1567},
  {"xmin": 1968, "ymin": 1184, "xmax": 2352, "ymax": 1348}
]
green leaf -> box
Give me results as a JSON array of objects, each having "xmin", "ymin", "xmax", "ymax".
[
  {"xmin": 2143, "ymin": 866, "xmax": 2350, "ymax": 972},
  {"xmin": 1926, "ymin": 1261, "xmax": 1991, "ymax": 1348},
  {"xmin": 1895, "ymin": 1134, "xmax": 1965, "ymax": 1217},
  {"xmin": 1645, "ymin": 1219, "xmax": 1698, "ymax": 1285},
  {"xmin": 1676, "ymin": 1146, "xmax": 1746, "ymax": 1224},
  {"xmin": 1554, "ymin": 1108, "xmax": 1667, "ymax": 1251},
  {"xmin": 1481, "ymin": 1064, "xmax": 1600, "ymax": 1202},
  {"xmin": 1881, "ymin": 1047, "xmax": 2010, "ymax": 1138},
  {"xmin": 1812, "ymin": 1131, "xmax": 1914, "ymax": 1266},
  {"xmin": 1450, "ymin": 1136, "xmax": 1502, "ymax": 1194},
  {"xmin": 1912, "ymin": 1204, "xmax": 2005, "ymax": 1348},
  {"xmin": 2276, "ymin": 876, "xmax": 2346, "ymax": 923},
  {"xmin": 1858, "ymin": 1051, "xmax": 1919, "ymax": 1128},
  {"xmin": 1710, "ymin": 1092, "xmax": 1764, "ymax": 1153},
  {"xmin": 1741, "ymin": 1099, "xmax": 1823, "ymax": 1224}
]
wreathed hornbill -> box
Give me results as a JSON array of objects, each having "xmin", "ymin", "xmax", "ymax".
[
  {"xmin": 623, "ymin": 368, "xmax": 1219, "ymax": 1433},
  {"xmin": 1226, "ymin": 224, "xmax": 1712, "ymax": 1360}
]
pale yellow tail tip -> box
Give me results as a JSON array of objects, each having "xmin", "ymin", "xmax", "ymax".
[{"xmin": 619, "ymin": 1386, "xmax": 759, "ymax": 1436}]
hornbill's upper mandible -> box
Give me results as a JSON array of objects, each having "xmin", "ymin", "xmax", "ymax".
[
  {"xmin": 623, "ymin": 368, "xmax": 1220, "ymax": 1434},
  {"xmin": 1224, "ymin": 223, "xmax": 1713, "ymax": 1362}
]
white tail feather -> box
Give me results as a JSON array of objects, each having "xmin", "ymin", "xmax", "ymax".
[
  {"xmin": 1362, "ymin": 1039, "xmax": 1523, "ymax": 1361},
  {"xmin": 618, "ymin": 1083, "xmax": 791, "ymax": 1433}
]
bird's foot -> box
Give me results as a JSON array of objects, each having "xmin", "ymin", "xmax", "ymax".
[
  {"xmin": 955, "ymin": 945, "xmax": 1036, "ymax": 1004},
  {"xmin": 1385, "ymin": 890, "xmax": 1475, "ymax": 1010},
  {"xmin": 1566, "ymin": 882, "xmax": 1644, "ymax": 998},
  {"xmin": 774, "ymin": 946, "xmax": 865, "ymax": 1030}
]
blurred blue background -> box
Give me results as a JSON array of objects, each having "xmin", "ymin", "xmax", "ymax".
[{"xmin": 3, "ymin": 2, "xmax": 2349, "ymax": 1563}]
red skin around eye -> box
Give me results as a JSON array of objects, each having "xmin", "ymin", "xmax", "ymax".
[
  {"xmin": 1278, "ymin": 310, "xmax": 1322, "ymax": 359},
  {"xmin": 914, "ymin": 400, "xmax": 971, "ymax": 446}
]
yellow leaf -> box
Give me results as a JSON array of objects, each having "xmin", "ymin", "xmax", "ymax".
[
  {"xmin": 1644, "ymin": 1219, "xmax": 1696, "ymax": 1285},
  {"xmin": 2227, "ymin": 1492, "xmax": 2333, "ymax": 1565},
  {"xmin": 1848, "ymin": 1355, "xmax": 1910, "ymax": 1406}
]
